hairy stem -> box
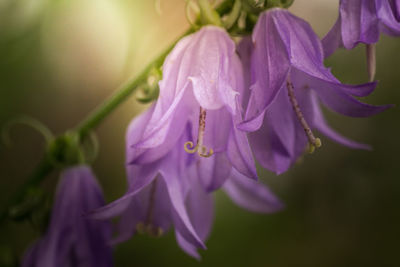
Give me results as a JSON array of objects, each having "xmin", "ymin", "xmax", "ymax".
[{"xmin": 0, "ymin": 155, "xmax": 53, "ymax": 223}]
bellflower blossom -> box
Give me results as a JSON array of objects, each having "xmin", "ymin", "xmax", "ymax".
[
  {"xmin": 239, "ymin": 8, "xmax": 391, "ymax": 174},
  {"xmin": 22, "ymin": 165, "xmax": 113, "ymax": 267},
  {"xmin": 130, "ymin": 25, "xmax": 257, "ymax": 192},
  {"xmin": 323, "ymin": 0, "xmax": 400, "ymax": 80},
  {"xmin": 91, "ymin": 107, "xmax": 283, "ymax": 259}
]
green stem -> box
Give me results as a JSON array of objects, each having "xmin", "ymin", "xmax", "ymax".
[{"xmin": 198, "ymin": 0, "xmax": 223, "ymax": 26}]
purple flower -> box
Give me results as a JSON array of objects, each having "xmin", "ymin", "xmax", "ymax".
[
  {"xmin": 22, "ymin": 165, "xmax": 113, "ymax": 267},
  {"xmin": 322, "ymin": 0, "xmax": 400, "ymax": 80},
  {"xmin": 239, "ymin": 8, "xmax": 391, "ymax": 174},
  {"xmin": 130, "ymin": 25, "xmax": 257, "ymax": 191},
  {"xmin": 323, "ymin": 0, "xmax": 400, "ymax": 56},
  {"xmin": 90, "ymin": 107, "xmax": 283, "ymax": 259}
]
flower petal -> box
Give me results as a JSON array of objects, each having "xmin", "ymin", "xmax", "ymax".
[
  {"xmin": 310, "ymin": 92, "xmax": 372, "ymax": 150},
  {"xmin": 227, "ymin": 116, "xmax": 258, "ymax": 180},
  {"xmin": 176, "ymin": 166, "xmax": 214, "ymax": 259},
  {"xmin": 248, "ymin": 123, "xmax": 293, "ymax": 175},
  {"xmin": 244, "ymin": 10, "xmax": 290, "ymax": 124},
  {"xmin": 223, "ymin": 169, "xmax": 284, "ymax": 213},
  {"xmin": 291, "ymin": 68, "xmax": 392, "ymax": 117},
  {"xmin": 377, "ymin": 0, "xmax": 400, "ymax": 35},
  {"xmin": 322, "ymin": 18, "xmax": 343, "ymax": 58},
  {"xmin": 186, "ymin": 26, "xmax": 239, "ymax": 112},
  {"xmin": 26, "ymin": 166, "xmax": 113, "ymax": 267},
  {"xmin": 162, "ymin": 169, "xmax": 205, "ymax": 249},
  {"xmin": 197, "ymin": 152, "xmax": 232, "ymax": 192}
]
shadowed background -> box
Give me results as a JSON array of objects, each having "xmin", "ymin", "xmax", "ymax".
[{"xmin": 0, "ymin": 0, "xmax": 399, "ymax": 266}]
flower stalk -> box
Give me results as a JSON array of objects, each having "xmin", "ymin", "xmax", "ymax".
[{"xmin": 0, "ymin": 0, "xmax": 237, "ymax": 225}]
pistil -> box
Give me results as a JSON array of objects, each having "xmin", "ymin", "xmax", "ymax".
[
  {"xmin": 366, "ymin": 44, "xmax": 376, "ymax": 82},
  {"xmin": 136, "ymin": 179, "xmax": 163, "ymax": 237},
  {"xmin": 286, "ymin": 79, "xmax": 322, "ymax": 153},
  {"xmin": 184, "ymin": 107, "xmax": 214, "ymax": 157}
]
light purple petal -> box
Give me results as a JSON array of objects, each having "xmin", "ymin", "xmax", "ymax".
[
  {"xmin": 162, "ymin": 168, "xmax": 205, "ymax": 249},
  {"xmin": 186, "ymin": 26, "xmax": 240, "ymax": 113},
  {"xmin": 223, "ymin": 169, "xmax": 284, "ymax": 213},
  {"xmin": 176, "ymin": 166, "xmax": 214, "ymax": 259},
  {"xmin": 197, "ymin": 152, "xmax": 232, "ymax": 192},
  {"xmin": 201, "ymin": 107, "xmax": 232, "ymax": 153},
  {"xmin": 160, "ymin": 140, "xmax": 205, "ymax": 249},
  {"xmin": 176, "ymin": 232, "xmax": 201, "ymax": 259}
]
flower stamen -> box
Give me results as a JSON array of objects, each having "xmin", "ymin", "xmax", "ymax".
[
  {"xmin": 184, "ymin": 107, "xmax": 214, "ymax": 158},
  {"xmin": 286, "ymin": 79, "xmax": 322, "ymax": 154}
]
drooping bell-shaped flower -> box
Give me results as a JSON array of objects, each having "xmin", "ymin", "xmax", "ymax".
[
  {"xmin": 322, "ymin": 0, "xmax": 400, "ymax": 80},
  {"xmin": 22, "ymin": 165, "xmax": 113, "ymax": 267},
  {"xmin": 239, "ymin": 8, "xmax": 391, "ymax": 174},
  {"xmin": 130, "ymin": 25, "xmax": 258, "ymax": 191},
  {"xmin": 90, "ymin": 109, "xmax": 208, "ymax": 258},
  {"xmin": 90, "ymin": 107, "xmax": 283, "ymax": 259}
]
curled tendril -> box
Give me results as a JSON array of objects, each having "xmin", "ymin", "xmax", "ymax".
[
  {"xmin": 185, "ymin": 0, "xmax": 200, "ymax": 29},
  {"xmin": 154, "ymin": 0, "xmax": 162, "ymax": 15},
  {"xmin": 1, "ymin": 116, "xmax": 54, "ymax": 147},
  {"xmin": 184, "ymin": 141, "xmax": 214, "ymax": 158},
  {"xmin": 223, "ymin": 0, "xmax": 242, "ymax": 29},
  {"xmin": 82, "ymin": 131, "xmax": 99, "ymax": 164}
]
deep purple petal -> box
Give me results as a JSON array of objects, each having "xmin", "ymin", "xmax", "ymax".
[
  {"xmin": 377, "ymin": 0, "xmax": 400, "ymax": 35},
  {"xmin": 291, "ymin": 68, "xmax": 391, "ymax": 117},
  {"xmin": 310, "ymin": 92, "xmax": 372, "ymax": 150},
  {"xmin": 236, "ymin": 36, "xmax": 253, "ymax": 108},
  {"xmin": 322, "ymin": 17, "xmax": 343, "ymax": 58},
  {"xmin": 23, "ymin": 166, "xmax": 113, "ymax": 267},
  {"xmin": 227, "ymin": 115, "xmax": 258, "ymax": 180},
  {"xmin": 244, "ymin": 9, "xmax": 290, "ymax": 124},
  {"xmin": 248, "ymin": 122, "xmax": 293, "ymax": 175}
]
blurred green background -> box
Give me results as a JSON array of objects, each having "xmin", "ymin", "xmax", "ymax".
[{"xmin": 1, "ymin": 0, "xmax": 399, "ymax": 266}]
